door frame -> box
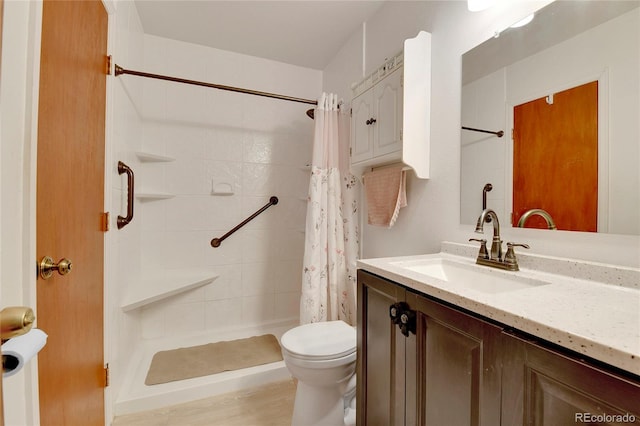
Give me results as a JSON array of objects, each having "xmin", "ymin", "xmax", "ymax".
[
  {"xmin": 0, "ymin": 1, "xmax": 115, "ymax": 424},
  {"xmin": 505, "ymin": 70, "xmax": 609, "ymax": 233},
  {"xmin": 0, "ymin": 1, "xmax": 45, "ymax": 424}
]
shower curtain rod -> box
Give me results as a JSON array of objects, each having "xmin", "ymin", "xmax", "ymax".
[
  {"xmin": 462, "ymin": 126, "xmax": 504, "ymax": 138},
  {"xmin": 114, "ymin": 64, "xmax": 318, "ymax": 107}
]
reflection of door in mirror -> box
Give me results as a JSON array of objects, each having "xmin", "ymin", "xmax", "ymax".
[{"xmin": 513, "ymin": 81, "xmax": 598, "ymax": 231}]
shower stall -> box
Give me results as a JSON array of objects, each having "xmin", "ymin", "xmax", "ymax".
[{"xmin": 110, "ymin": 3, "xmax": 322, "ymax": 414}]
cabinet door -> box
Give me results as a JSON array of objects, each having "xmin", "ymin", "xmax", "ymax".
[
  {"xmin": 373, "ymin": 69, "xmax": 403, "ymax": 157},
  {"xmin": 502, "ymin": 332, "xmax": 640, "ymax": 425},
  {"xmin": 407, "ymin": 292, "xmax": 503, "ymax": 426},
  {"xmin": 357, "ymin": 271, "xmax": 406, "ymax": 426},
  {"xmin": 351, "ymin": 90, "xmax": 374, "ymax": 164}
]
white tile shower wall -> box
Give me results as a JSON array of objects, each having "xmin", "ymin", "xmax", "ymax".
[{"xmin": 136, "ymin": 34, "xmax": 321, "ymax": 339}]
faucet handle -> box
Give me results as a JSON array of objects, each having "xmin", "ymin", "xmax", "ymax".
[
  {"xmin": 469, "ymin": 238, "xmax": 489, "ymax": 259},
  {"xmin": 504, "ymin": 242, "xmax": 530, "ymax": 268}
]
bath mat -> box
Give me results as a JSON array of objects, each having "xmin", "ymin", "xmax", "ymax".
[{"xmin": 145, "ymin": 334, "xmax": 283, "ymax": 385}]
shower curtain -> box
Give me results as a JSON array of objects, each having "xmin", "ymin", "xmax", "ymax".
[{"xmin": 301, "ymin": 93, "xmax": 359, "ymax": 325}]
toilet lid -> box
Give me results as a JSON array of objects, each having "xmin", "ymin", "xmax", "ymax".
[{"xmin": 281, "ymin": 320, "xmax": 356, "ymax": 359}]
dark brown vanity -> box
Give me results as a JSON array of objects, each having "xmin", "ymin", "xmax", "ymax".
[{"xmin": 356, "ymin": 270, "xmax": 640, "ymax": 425}]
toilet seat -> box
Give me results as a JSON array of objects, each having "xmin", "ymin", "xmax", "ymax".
[{"xmin": 281, "ymin": 320, "xmax": 356, "ymax": 361}]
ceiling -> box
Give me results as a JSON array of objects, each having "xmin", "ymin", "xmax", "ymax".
[{"xmin": 134, "ymin": 0, "xmax": 386, "ymax": 70}]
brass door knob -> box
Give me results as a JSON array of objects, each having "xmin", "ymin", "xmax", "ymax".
[
  {"xmin": 0, "ymin": 306, "xmax": 35, "ymax": 339},
  {"xmin": 39, "ymin": 256, "xmax": 73, "ymax": 280}
]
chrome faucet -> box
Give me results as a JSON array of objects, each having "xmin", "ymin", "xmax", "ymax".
[
  {"xmin": 517, "ymin": 208, "xmax": 557, "ymax": 230},
  {"xmin": 470, "ymin": 208, "xmax": 529, "ymax": 271}
]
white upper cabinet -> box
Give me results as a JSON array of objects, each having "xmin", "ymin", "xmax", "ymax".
[
  {"xmin": 351, "ymin": 67, "xmax": 403, "ymax": 164},
  {"xmin": 350, "ymin": 31, "xmax": 431, "ymax": 179}
]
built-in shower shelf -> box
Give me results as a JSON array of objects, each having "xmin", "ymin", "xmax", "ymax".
[
  {"xmin": 136, "ymin": 192, "xmax": 175, "ymax": 201},
  {"xmin": 121, "ymin": 270, "xmax": 219, "ymax": 312},
  {"xmin": 135, "ymin": 152, "xmax": 175, "ymax": 163}
]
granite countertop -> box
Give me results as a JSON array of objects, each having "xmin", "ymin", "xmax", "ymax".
[{"xmin": 357, "ymin": 242, "xmax": 640, "ymax": 376}]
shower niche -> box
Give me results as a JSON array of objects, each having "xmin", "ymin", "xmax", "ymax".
[{"xmin": 135, "ymin": 151, "xmax": 176, "ymax": 201}]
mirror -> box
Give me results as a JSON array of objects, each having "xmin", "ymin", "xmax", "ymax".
[{"xmin": 460, "ymin": 1, "xmax": 639, "ymax": 235}]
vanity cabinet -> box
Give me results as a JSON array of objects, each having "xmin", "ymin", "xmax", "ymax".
[
  {"xmin": 357, "ymin": 270, "xmax": 502, "ymax": 425},
  {"xmin": 351, "ymin": 67, "xmax": 403, "ymax": 165},
  {"xmin": 357, "ymin": 270, "xmax": 640, "ymax": 426}
]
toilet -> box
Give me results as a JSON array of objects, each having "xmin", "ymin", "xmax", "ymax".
[{"xmin": 280, "ymin": 320, "xmax": 357, "ymax": 426}]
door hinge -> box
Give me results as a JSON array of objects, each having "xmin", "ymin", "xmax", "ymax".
[
  {"xmin": 106, "ymin": 55, "xmax": 112, "ymax": 75},
  {"xmin": 101, "ymin": 212, "xmax": 110, "ymax": 232},
  {"xmin": 104, "ymin": 363, "xmax": 110, "ymax": 387}
]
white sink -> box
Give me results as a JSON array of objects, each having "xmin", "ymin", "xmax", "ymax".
[{"xmin": 390, "ymin": 257, "xmax": 551, "ymax": 294}]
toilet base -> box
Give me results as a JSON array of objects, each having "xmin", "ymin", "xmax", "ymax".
[{"xmin": 292, "ymin": 381, "xmax": 347, "ymax": 426}]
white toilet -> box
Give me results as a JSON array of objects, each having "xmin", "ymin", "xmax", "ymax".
[{"xmin": 280, "ymin": 320, "xmax": 357, "ymax": 426}]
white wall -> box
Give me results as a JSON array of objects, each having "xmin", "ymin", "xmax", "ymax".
[
  {"xmin": 461, "ymin": 69, "xmax": 506, "ymax": 225},
  {"xmin": 323, "ymin": 0, "xmax": 640, "ymax": 268}
]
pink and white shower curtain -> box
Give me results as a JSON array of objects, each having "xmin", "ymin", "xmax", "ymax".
[{"xmin": 300, "ymin": 93, "xmax": 359, "ymax": 325}]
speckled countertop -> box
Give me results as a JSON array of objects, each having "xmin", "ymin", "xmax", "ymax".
[{"xmin": 357, "ymin": 242, "xmax": 640, "ymax": 376}]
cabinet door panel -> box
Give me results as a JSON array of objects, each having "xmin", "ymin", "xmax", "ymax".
[
  {"xmin": 351, "ymin": 91, "xmax": 374, "ymax": 163},
  {"xmin": 374, "ymin": 70, "xmax": 403, "ymax": 157},
  {"xmin": 408, "ymin": 293, "xmax": 503, "ymax": 426},
  {"xmin": 425, "ymin": 318, "xmax": 482, "ymax": 425},
  {"xmin": 502, "ymin": 333, "xmax": 640, "ymax": 426},
  {"xmin": 357, "ymin": 271, "xmax": 406, "ymax": 426}
]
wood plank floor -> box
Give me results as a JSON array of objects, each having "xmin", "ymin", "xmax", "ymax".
[{"xmin": 112, "ymin": 379, "xmax": 296, "ymax": 426}]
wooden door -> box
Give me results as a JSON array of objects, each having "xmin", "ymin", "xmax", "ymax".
[
  {"xmin": 36, "ymin": 1, "xmax": 107, "ymax": 424},
  {"xmin": 513, "ymin": 81, "xmax": 598, "ymax": 231}
]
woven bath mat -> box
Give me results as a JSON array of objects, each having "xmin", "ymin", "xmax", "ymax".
[{"xmin": 145, "ymin": 334, "xmax": 283, "ymax": 385}]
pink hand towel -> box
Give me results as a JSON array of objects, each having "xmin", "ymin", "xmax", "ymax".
[{"xmin": 363, "ymin": 165, "xmax": 407, "ymax": 227}]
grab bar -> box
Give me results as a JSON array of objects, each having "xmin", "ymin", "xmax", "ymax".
[
  {"xmin": 211, "ymin": 196, "xmax": 278, "ymax": 247},
  {"xmin": 117, "ymin": 161, "xmax": 134, "ymax": 229}
]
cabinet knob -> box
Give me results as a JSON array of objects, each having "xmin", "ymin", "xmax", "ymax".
[{"xmin": 366, "ymin": 118, "xmax": 377, "ymax": 125}]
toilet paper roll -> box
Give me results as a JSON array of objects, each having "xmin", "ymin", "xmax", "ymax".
[{"xmin": 2, "ymin": 328, "xmax": 48, "ymax": 377}]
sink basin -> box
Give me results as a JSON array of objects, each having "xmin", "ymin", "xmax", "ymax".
[{"xmin": 390, "ymin": 257, "xmax": 550, "ymax": 294}]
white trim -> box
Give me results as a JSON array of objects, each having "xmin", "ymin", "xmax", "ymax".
[{"xmin": 102, "ymin": 1, "xmax": 116, "ymax": 424}]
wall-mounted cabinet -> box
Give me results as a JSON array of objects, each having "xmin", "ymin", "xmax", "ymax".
[
  {"xmin": 350, "ymin": 31, "xmax": 431, "ymax": 179},
  {"xmin": 351, "ymin": 65, "xmax": 403, "ymax": 165}
]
